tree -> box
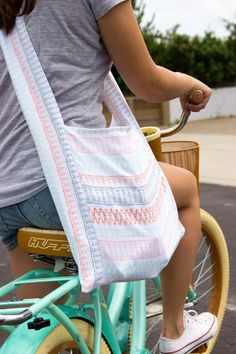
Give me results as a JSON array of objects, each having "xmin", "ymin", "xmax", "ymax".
[
  {"xmin": 224, "ymin": 20, "xmax": 236, "ymax": 86},
  {"xmin": 112, "ymin": 2, "xmax": 236, "ymax": 92}
]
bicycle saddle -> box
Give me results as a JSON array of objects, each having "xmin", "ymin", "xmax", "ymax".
[{"xmin": 17, "ymin": 228, "xmax": 72, "ymax": 257}]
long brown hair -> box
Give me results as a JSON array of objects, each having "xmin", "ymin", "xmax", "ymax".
[{"xmin": 0, "ymin": 0, "xmax": 37, "ymax": 34}]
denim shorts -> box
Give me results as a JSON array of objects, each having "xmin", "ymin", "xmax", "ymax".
[{"xmin": 0, "ymin": 188, "xmax": 63, "ymax": 251}]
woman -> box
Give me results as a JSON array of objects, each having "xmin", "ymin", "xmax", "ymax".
[{"xmin": 0, "ymin": 1, "xmax": 217, "ymax": 353}]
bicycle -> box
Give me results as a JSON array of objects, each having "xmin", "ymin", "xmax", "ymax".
[{"xmin": 0, "ymin": 98, "xmax": 229, "ymax": 354}]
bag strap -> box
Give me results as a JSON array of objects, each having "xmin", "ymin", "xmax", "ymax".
[{"xmin": 103, "ymin": 73, "xmax": 140, "ymax": 130}]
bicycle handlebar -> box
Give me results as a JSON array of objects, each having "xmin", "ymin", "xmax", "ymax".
[
  {"xmin": 0, "ymin": 309, "xmax": 32, "ymax": 325},
  {"xmin": 160, "ymin": 90, "xmax": 204, "ymax": 138}
]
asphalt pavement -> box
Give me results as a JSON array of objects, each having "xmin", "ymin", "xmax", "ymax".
[{"xmin": 0, "ymin": 116, "xmax": 235, "ymax": 352}]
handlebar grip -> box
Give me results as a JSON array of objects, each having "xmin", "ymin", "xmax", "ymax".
[
  {"xmin": 158, "ymin": 89, "xmax": 204, "ymax": 138},
  {"xmin": 188, "ymin": 90, "xmax": 204, "ymax": 105}
]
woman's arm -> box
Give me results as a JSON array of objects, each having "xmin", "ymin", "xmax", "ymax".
[{"xmin": 98, "ymin": 1, "xmax": 211, "ymax": 111}]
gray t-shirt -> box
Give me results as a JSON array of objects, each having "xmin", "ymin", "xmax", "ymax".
[{"xmin": 0, "ymin": 0, "xmax": 125, "ymax": 207}]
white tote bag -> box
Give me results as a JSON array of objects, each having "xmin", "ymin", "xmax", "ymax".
[{"xmin": 0, "ymin": 18, "xmax": 184, "ymax": 292}]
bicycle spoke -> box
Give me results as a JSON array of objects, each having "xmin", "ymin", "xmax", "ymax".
[
  {"xmin": 193, "ymin": 251, "xmax": 213, "ymax": 272},
  {"xmin": 197, "ymin": 236, "xmax": 206, "ymax": 255},
  {"xmin": 194, "ymin": 269, "xmax": 216, "ymax": 289},
  {"xmin": 146, "ymin": 316, "xmax": 161, "ymax": 340},
  {"xmin": 195, "ymin": 284, "xmax": 216, "ymax": 303},
  {"xmin": 194, "ymin": 244, "xmax": 211, "ymax": 286},
  {"xmin": 194, "ymin": 261, "xmax": 215, "ymax": 284},
  {"xmin": 151, "ymin": 342, "xmax": 159, "ymax": 354}
]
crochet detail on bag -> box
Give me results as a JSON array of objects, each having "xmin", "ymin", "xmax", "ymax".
[{"xmin": 89, "ymin": 177, "xmax": 167, "ymax": 225}]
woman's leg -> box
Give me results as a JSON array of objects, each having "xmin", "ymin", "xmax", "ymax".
[{"xmin": 159, "ymin": 162, "xmax": 201, "ymax": 339}]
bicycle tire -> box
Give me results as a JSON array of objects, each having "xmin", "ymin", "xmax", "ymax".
[
  {"xmin": 193, "ymin": 209, "xmax": 229, "ymax": 353},
  {"xmin": 35, "ymin": 318, "xmax": 111, "ymax": 354},
  {"xmin": 145, "ymin": 208, "xmax": 229, "ymax": 354}
]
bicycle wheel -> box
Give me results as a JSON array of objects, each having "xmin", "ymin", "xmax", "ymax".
[
  {"xmin": 35, "ymin": 318, "xmax": 111, "ymax": 354},
  {"xmin": 145, "ymin": 209, "xmax": 229, "ymax": 353}
]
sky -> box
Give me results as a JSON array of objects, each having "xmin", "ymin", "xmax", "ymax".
[{"xmin": 142, "ymin": 0, "xmax": 236, "ymax": 38}]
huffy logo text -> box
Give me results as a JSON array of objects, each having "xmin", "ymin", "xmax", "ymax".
[{"xmin": 28, "ymin": 236, "xmax": 71, "ymax": 253}]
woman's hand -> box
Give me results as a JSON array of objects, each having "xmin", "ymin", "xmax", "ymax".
[{"xmin": 176, "ymin": 73, "xmax": 212, "ymax": 113}]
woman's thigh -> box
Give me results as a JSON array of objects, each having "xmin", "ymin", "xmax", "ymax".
[{"xmin": 0, "ymin": 188, "xmax": 63, "ymax": 251}]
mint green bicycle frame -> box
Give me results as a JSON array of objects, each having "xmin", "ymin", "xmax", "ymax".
[
  {"xmin": 0, "ymin": 268, "xmax": 154, "ymax": 353},
  {"xmin": 0, "ymin": 261, "xmax": 197, "ymax": 353}
]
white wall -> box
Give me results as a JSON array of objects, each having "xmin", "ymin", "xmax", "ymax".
[{"xmin": 169, "ymin": 86, "xmax": 236, "ymax": 123}]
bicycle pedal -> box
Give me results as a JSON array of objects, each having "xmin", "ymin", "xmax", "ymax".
[{"xmin": 27, "ymin": 317, "xmax": 51, "ymax": 330}]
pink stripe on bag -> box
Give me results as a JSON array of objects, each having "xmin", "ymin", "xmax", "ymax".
[
  {"xmin": 79, "ymin": 158, "xmax": 153, "ymax": 186},
  {"xmin": 68, "ymin": 130, "xmax": 140, "ymax": 155},
  {"xmin": 99, "ymin": 238, "xmax": 163, "ymax": 261}
]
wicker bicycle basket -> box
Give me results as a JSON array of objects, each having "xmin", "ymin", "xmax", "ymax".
[{"xmin": 161, "ymin": 141, "xmax": 199, "ymax": 184}]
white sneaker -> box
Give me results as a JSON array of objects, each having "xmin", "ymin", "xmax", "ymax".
[{"xmin": 158, "ymin": 310, "xmax": 218, "ymax": 354}]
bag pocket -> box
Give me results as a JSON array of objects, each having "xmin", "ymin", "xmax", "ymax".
[{"xmin": 65, "ymin": 124, "xmax": 151, "ymax": 184}]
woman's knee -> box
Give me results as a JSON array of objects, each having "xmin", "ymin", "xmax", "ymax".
[
  {"xmin": 159, "ymin": 162, "xmax": 199, "ymax": 209},
  {"xmin": 179, "ymin": 169, "xmax": 199, "ymax": 205}
]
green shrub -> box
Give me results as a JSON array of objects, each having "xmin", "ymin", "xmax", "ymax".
[{"xmin": 112, "ymin": 1, "xmax": 236, "ymax": 93}]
